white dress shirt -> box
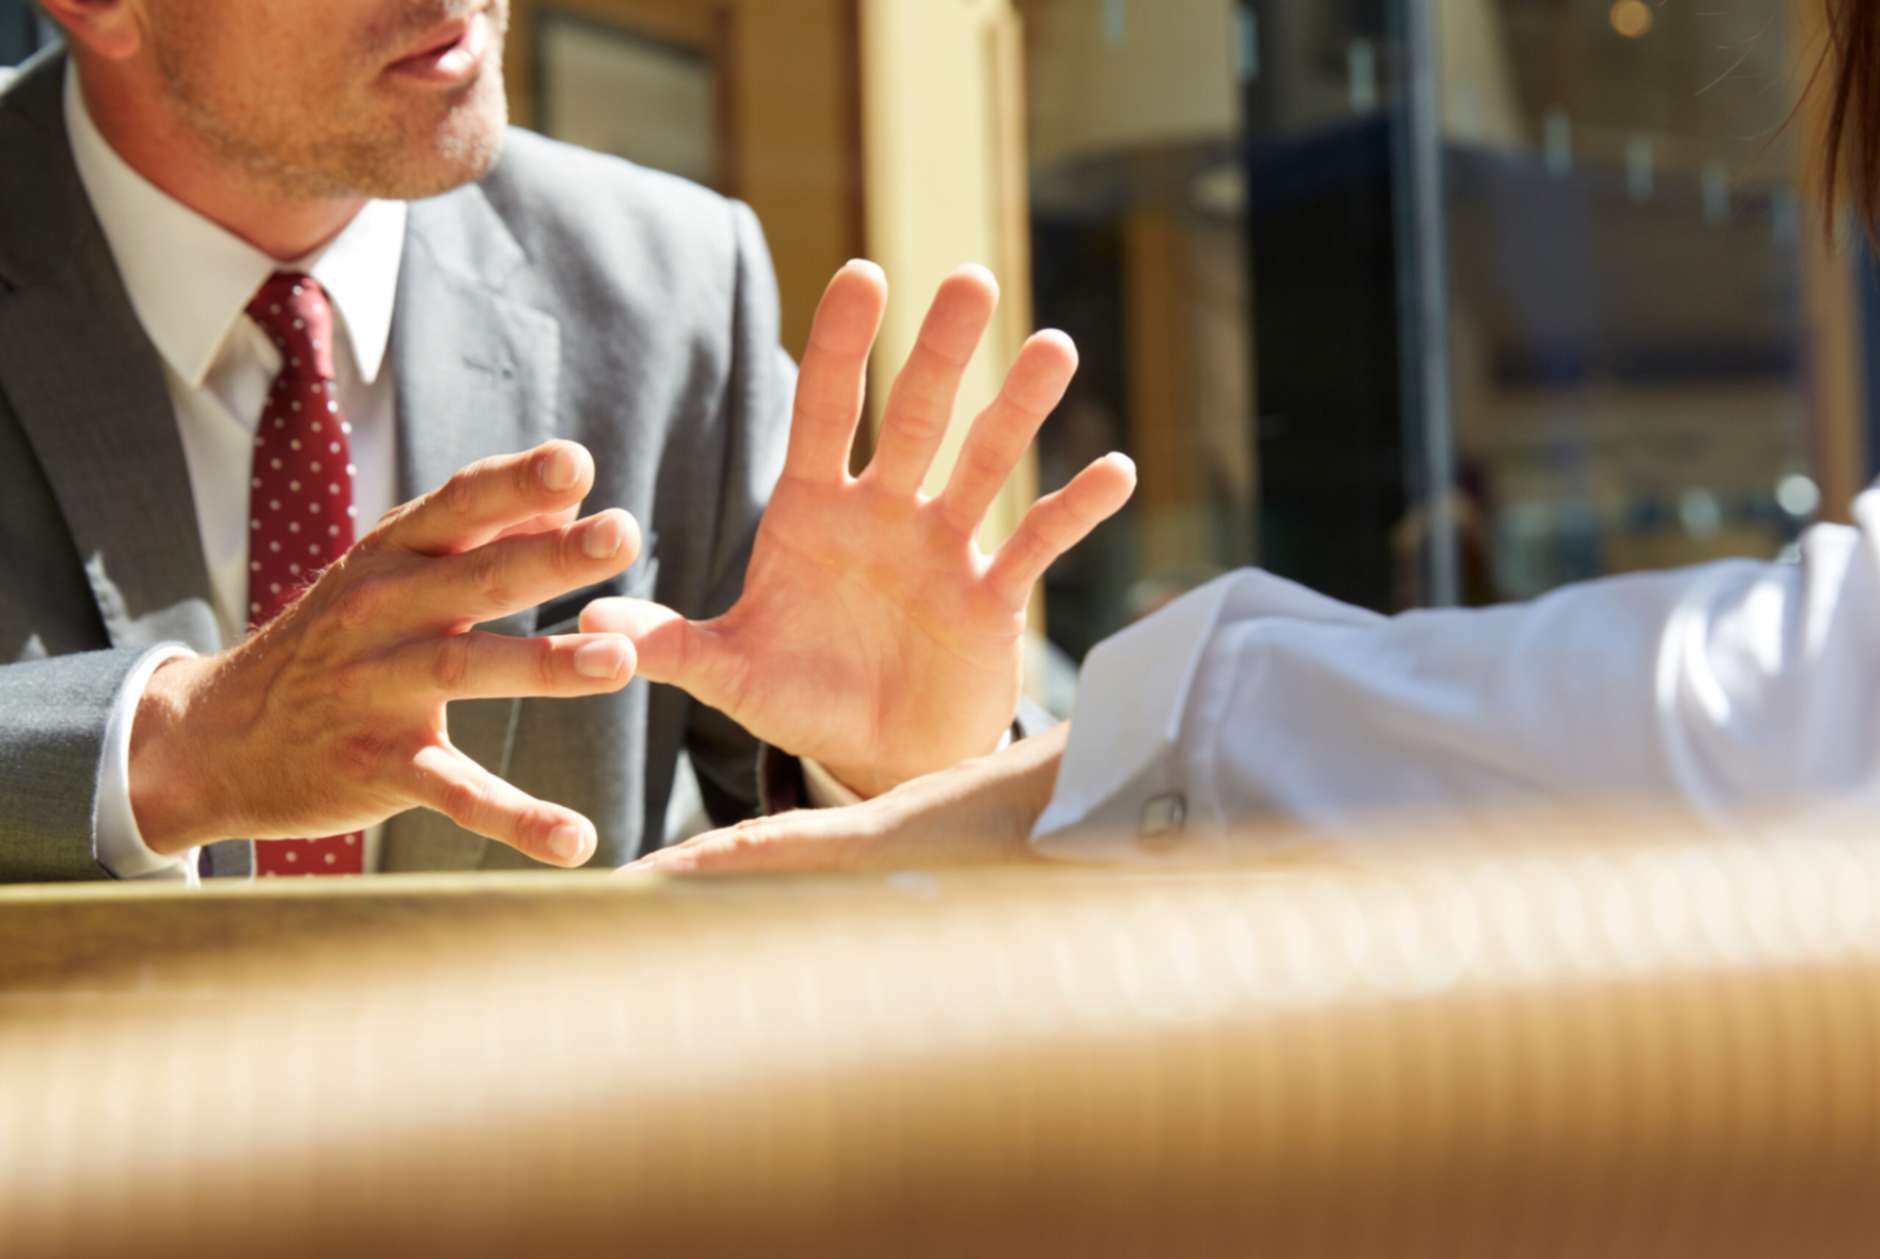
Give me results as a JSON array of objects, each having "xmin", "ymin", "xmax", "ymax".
[
  {"xmin": 66, "ymin": 65, "xmax": 406, "ymax": 880},
  {"xmin": 1034, "ymin": 483, "xmax": 1880, "ymax": 860}
]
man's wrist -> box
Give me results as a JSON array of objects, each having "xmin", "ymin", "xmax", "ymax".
[
  {"xmin": 128, "ymin": 654, "xmax": 218, "ymax": 856},
  {"xmin": 96, "ymin": 645, "xmax": 203, "ymax": 881}
]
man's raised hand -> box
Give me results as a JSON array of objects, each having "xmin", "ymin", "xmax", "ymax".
[
  {"xmin": 129, "ymin": 441, "xmax": 639, "ymax": 867},
  {"xmin": 582, "ymin": 262, "xmax": 1135, "ymax": 797}
]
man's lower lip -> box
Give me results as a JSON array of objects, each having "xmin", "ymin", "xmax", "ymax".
[{"xmin": 389, "ymin": 13, "xmax": 490, "ymax": 82}]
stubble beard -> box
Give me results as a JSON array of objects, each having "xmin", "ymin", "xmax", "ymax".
[{"xmin": 149, "ymin": 9, "xmax": 510, "ymax": 204}]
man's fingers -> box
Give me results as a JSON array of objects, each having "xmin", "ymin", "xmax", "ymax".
[
  {"xmin": 401, "ymin": 508, "xmax": 640, "ymax": 629},
  {"xmin": 784, "ymin": 261, "xmax": 887, "ymax": 486},
  {"xmin": 938, "ymin": 330, "xmax": 1079, "ymax": 534},
  {"xmin": 579, "ymin": 596, "xmax": 685, "ymax": 676},
  {"xmin": 408, "ymin": 743, "xmax": 597, "ymax": 867},
  {"xmin": 864, "ymin": 264, "xmax": 999, "ymax": 497},
  {"xmin": 490, "ymin": 503, "xmax": 581, "ymax": 544},
  {"xmin": 984, "ymin": 453, "xmax": 1136, "ymax": 608},
  {"xmin": 387, "ymin": 631, "xmax": 636, "ymax": 701},
  {"xmin": 579, "ymin": 597, "xmax": 742, "ymax": 707},
  {"xmin": 386, "ymin": 441, "xmax": 595, "ymax": 556}
]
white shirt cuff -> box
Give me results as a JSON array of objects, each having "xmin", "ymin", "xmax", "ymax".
[
  {"xmin": 96, "ymin": 644, "xmax": 201, "ymax": 884},
  {"xmin": 1029, "ymin": 578, "xmax": 1237, "ymax": 861}
]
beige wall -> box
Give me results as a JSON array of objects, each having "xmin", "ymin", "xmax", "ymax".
[{"xmin": 859, "ymin": 0, "xmax": 1035, "ymax": 546}]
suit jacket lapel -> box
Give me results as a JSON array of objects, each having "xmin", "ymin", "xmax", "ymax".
[
  {"xmin": 379, "ymin": 184, "xmax": 563, "ymax": 873},
  {"xmin": 0, "ymin": 52, "xmax": 219, "ymax": 658}
]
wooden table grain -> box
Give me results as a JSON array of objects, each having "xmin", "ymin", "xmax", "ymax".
[{"xmin": 3, "ymin": 818, "xmax": 1877, "ymax": 1257}]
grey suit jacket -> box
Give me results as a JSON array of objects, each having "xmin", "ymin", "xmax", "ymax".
[{"xmin": 0, "ymin": 50, "xmax": 795, "ymax": 881}]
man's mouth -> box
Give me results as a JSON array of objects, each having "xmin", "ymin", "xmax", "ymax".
[{"xmin": 386, "ymin": 9, "xmax": 491, "ymax": 83}]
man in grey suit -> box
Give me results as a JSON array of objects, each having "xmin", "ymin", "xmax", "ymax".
[{"xmin": 0, "ymin": 0, "xmax": 1136, "ymax": 882}]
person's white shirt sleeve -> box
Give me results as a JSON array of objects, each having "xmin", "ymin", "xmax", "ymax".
[
  {"xmin": 1034, "ymin": 483, "xmax": 1880, "ymax": 861},
  {"xmin": 95, "ymin": 644, "xmax": 202, "ymax": 883}
]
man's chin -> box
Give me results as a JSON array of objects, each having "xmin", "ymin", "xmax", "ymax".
[
  {"xmin": 361, "ymin": 111, "xmax": 507, "ymax": 201},
  {"xmin": 353, "ymin": 73, "xmax": 507, "ymax": 199},
  {"xmin": 405, "ymin": 127, "xmax": 506, "ymax": 198}
]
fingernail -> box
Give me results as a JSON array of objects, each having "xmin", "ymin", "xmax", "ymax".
[
  {"xmin": 1106, "ymin": 452, "xmax": 1137, "ymax": 479},
  {"xmin": 573, "ymin": 638, "xmax": 628, "ymax": 680},
  {"xmin": 539, "ymin": 448, "xmax": 577, "ymax": 491},
  {"xmin": 583, "ymin": 514, "xmax": 622, "ymax": 558},
  {"xmin": 548, "ymin": 824, "xmax": 590, "ymax": 864}
]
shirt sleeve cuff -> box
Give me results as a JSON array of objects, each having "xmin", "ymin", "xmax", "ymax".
[
  {"xmin": 1029, "ymin": 575, "xmax": 1244, "ymax": 861},
  {"xmin": 1030, "ymin": 570, "xmax": 1385, "ymax": 861},
  {"xmin": 96, "ymin": 644, "xmax": 202, "ymax": 884}
]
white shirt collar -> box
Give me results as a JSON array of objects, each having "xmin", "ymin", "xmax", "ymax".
[{"xmin": 62, "ymin": 63, "xmax": 407, "ymax": 390}]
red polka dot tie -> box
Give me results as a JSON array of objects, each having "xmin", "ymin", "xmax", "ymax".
[{"xmin": 246, "ymin": 272, "xmax": 364, "ymax": 877}]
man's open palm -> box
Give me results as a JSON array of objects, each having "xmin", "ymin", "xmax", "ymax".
[{"xmin": 582, "ymin": 262, "xmax": 1134, "ymax": 797}]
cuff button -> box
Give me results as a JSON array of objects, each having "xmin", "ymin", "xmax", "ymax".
[{"xmin": 1139, "ymin": 793, "xmax": 1187, "ymax": 844}]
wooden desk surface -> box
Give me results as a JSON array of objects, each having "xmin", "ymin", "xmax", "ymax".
[{"xmin": 3, "ymin": 825, "xmax": 1878, "ymax": 1257}]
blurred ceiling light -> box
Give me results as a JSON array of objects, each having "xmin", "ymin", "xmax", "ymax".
[
  {"xmin": 1610, "ymin": 0, "xmax": 1654, "ymax": 39},
  {"xmin": 1679, "ymin": 488, "xmax": 1722, "ymax": 539},
  {"xmin": 1777, "ymin": 473, "xmax": 1821, "ymax": 519}
]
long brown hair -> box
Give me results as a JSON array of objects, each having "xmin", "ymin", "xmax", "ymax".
[{"xmin": 1825, "ymin": 0, "xmax": 1880, "ymax": 235}]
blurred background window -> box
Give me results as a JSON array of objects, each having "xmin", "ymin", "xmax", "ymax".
[
  {"xmin": 1021, "ymin": 0, "xmax": 1865, "ymax": 644},
  {"xmin": 8, "ymin": 0, "xmax": 1873, "ymax": 707},
  {"xmin": 0, "ymin": 0, "xmax": 54, "ymax": 66},
  {"xmin": 533, "ymin": 12, "xmax": 721, "ymax": 190},
  {"xmin": 1433, "ymin": 0, "xmax": 1833, "ymax": 610}
]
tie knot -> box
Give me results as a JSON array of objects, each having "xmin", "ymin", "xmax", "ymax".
[{"xmin": 246, "ymin": 271, "xmax": 336, "ymax": 381}]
